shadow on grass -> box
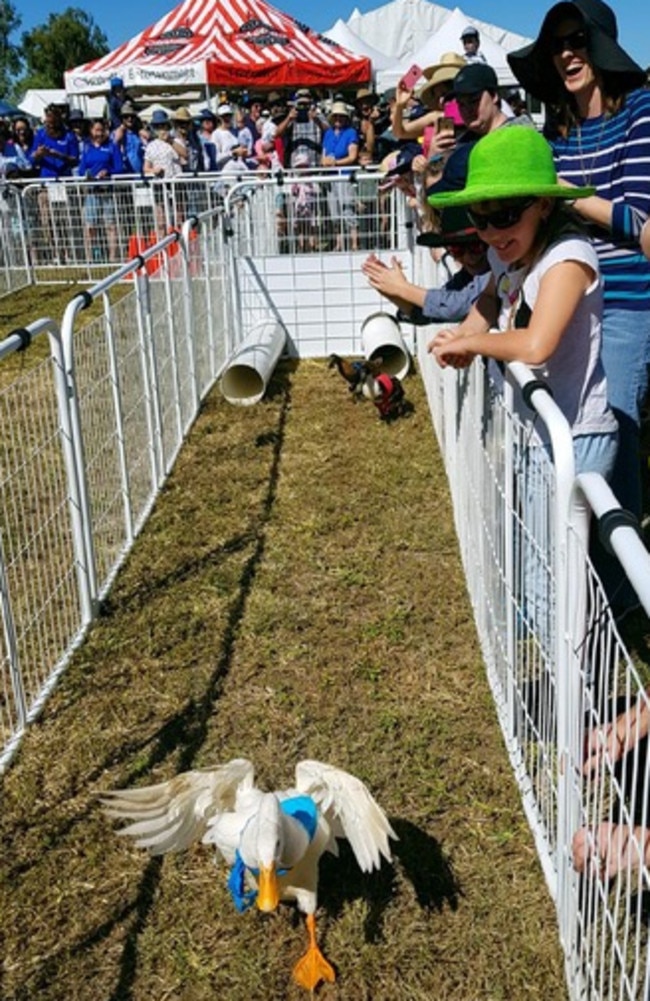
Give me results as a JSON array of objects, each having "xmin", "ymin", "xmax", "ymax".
[
  {"xmin": 96, "ymin": 369, "xmax": 292, "ymax": 1001},
  {"xmin": 318, "ymin": 817, "xmax": 461, "ymax": 945}
]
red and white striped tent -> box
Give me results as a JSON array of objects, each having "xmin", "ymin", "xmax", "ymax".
[{"xmin": 65, "ymin": 0, "xmax": 371, "ymax": 96}]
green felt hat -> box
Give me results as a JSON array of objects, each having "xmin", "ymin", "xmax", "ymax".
[{"xmin": 427, "ymin": 127, "xmax": 595, "ymax": 208}]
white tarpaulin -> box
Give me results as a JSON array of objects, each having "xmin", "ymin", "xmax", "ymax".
[
  {"xmin": 323, "ymin": 19, "xmax": 394, "ymax": 71},
  {"xmin": 19, "ymin": 88, "xmax": 106, "ymax": 120},
  {"xmin": 335, "ymin": 0, "xmax": 531, "ymax": 85},
  {"xmin": 375, "ymin": 6, "xmax": 529, "ymax": 91}
]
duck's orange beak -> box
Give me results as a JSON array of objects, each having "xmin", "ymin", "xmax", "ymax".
[{"xmin": 256, "ymin": 864, "xmax": 280, "ymax": 912}]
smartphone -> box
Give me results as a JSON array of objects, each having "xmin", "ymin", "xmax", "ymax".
[
  {"xmin": 399, "ymin": 63, "xmax": 423, "ymax": 91},
  {"xmin": 437, "ymin": 116, "xmax": 456, "ymax": 133}
]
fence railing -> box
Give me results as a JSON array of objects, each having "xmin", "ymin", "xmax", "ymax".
[
  {"xmin": 0, "ymin": 181, "xmax": 31, "ymax": 296},
  {"xmin": 418, "ymin": 333, "xmax": 650, "ymax": 1000},
  {"xmin": 1, "ymin": 169, "xmax": 406, "ymax": 291},
  {"xmin": 0, "ymin": 218, "xmax": 233, "ymax": 770},
  {"xmin": 0, "ymin": 173, "xmax": 405, "ymax": 769}
]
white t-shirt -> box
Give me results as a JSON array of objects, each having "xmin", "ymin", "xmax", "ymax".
[{"xmin": 489, "ymin": 234, "xmax": 617, "ymax": 439}]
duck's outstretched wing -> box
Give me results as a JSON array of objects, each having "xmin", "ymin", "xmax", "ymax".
[
  {"xmin": 295, "ymin": 760, "xmax": 397, "ymax": 872},
  {"xmin": 101, "ymin": 758, "xmax": 255, "ymax": 855}
]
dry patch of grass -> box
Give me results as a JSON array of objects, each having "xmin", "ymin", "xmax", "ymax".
[{"xmin": 0, "ymin": 359, "xmax": 566, "ymax": 1000}]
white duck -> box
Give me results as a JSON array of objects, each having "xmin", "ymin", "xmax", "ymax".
[{"xmin": 101, "ymin": 758, "xmax": 396, "ymax": 990}]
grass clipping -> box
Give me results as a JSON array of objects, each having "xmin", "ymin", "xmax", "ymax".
[{"xmin": 0, "ymin": 360, "xmax": 566, "ymax": 1000}]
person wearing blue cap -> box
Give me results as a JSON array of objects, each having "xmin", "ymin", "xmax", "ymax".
[{"xmin": 107, "ymin": 75, "xmax": 131, "ymax": 131}]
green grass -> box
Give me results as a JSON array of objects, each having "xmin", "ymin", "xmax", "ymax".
[{"xmin": 0, "ymin": 347, "xmax": 568, "ymax": 999}]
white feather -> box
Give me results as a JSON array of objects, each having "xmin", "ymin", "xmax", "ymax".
[
  {"xmin": 295, "ymin": 760, "xmax": 397, "ymax": 872},
  {"xmin": 100, "ymin": 758, "xmax": 254, "ymax": 854},
  {"xmin": 102, "ymin": 757, "xmax": 395, "ymax": 887}
]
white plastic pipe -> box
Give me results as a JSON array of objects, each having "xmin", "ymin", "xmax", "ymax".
[
  {"xmin": 220, "ymin": 319, "xmax": 286, "ymax": 406},
  {"xmin": 360, "ymin": 311, "xmax": 411, "ymax": 380}
]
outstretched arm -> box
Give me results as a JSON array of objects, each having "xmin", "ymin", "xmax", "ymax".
[
  {"xmin": 429, "ymin": 258, "xmax": 593, "ymax": 369},
  {"xmin": 362, "ymin": 254, "xmax": 426, "ymax": 314}
]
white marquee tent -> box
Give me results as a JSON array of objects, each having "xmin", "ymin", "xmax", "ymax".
[
  {"xmin": 19, "ymin": 88, "xmax": 106, "ymax": 120},
  {"xmin": 375, "ymin": 6, "xmax": 529, "ymax": 91},
  {"xmin": 323, "ymin": 19, "xmax": 395, "ymax": 71},
  {"xmin": 326, "ymin": 0, "xmax": 531, "ymax": 90}
]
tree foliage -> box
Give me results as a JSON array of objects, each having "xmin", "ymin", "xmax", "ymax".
[
  {"xmin": 19, "ymin": 7, "xmax": 109, "ymax": 91},
  {"xmin": 0, "ymin": 0, "xmax": 21, "ymax": 97}
]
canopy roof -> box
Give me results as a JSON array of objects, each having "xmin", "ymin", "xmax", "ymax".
[
  {"xmin": 65, "ymin": 0, "xmax": 371, "ymax": 96},
  {"xmin": 376, "ymin": 6, "xmax": 527, "ymax": 91},
  {"xmin": 322, "ymin": 18, "xmax": 394, "ymax": 71},
  {"xmin": 341, "ymin": 0, "xmax": 531, "ymax": 74}
]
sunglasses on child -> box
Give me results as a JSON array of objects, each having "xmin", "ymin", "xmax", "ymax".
[
  {"xmin": 466, "ymin": 197, "xmax": 537, "ymax": 231},
  {"xmin": 447, "ymin": 239, "xmax": 486, "ymax": 257},
  {"xmin": 550, "ymin": 28, "xmax": 588, "ymax": 54}
]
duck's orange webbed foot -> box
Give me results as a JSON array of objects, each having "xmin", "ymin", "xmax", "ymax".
[{"xmin": 292, "ymin": 913, "xmax": 335, "ymax": 990}]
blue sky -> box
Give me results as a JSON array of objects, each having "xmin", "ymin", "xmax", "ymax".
[{"xmin": 12, "ymin": 0, "xmax": 650, "ymax": 70}]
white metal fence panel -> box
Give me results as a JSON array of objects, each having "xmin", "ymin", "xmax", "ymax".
[
  {"xmin": 223, "ymin": 174, "xmax": 417, "ymax": 358},
  {"xmin": 418, "ymin": 321, "xmax": 650, "ymax": 1001},
  {"xmin": 16, "ymin": 176, "xmax": 223, "ymax": 284},
  {"xmin": 0, "ymin": 223, "xmax": 234, "ymax": 770},
  {"xmin": 0, "ymin": 320, "xmax": 90, "ymax": 760},
  {"xmin": 563, "ymin": 474, "xmax": 650, "ymax": 1000},
  {"xmin": 0, "ymin": 182, "xmax": 30, "ymax": 297}
]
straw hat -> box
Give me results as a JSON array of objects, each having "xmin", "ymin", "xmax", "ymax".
[
  {"xmin": 172, "ymin": 107, "xmax": 193, "ymax": 122},
  {"xmin": 354, "ymin": 87, "xmax": 379, "ymax": 107},
  {"xmin": 419, "ymin": 53, "xmax": 466, "ymax": 107},
  {"xmin": 427, "ymin": 127, "xmax": 595, "ymax": 208},
  {"xmin": 328, "ymin": 101, "xmax": 350, "ymax": 121}
]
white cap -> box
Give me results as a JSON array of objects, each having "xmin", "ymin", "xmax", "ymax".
[{"xmin": 217, "ymin": 103, "xmax": 233, "ymax": 116}]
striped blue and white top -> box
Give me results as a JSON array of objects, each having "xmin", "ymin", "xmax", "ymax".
[{"xmin": 551, "ymin": 87, "xmax": 650, "ymax": 312}]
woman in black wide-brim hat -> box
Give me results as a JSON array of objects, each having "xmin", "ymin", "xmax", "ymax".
[{"xmin": 508, "ymin": 0, "xmax": 650, "ymax": 572}]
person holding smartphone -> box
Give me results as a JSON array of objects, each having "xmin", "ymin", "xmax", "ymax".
[
  {"xmin": 392, "ymin": 55, "xmax": 463, "ymax": 130},
  {"xmin": 275, "ymin": 89, "xmax": 329, "ymax": 169}
]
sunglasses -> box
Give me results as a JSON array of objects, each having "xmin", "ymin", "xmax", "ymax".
[
  {"xmin": 550, "ymin": 28, "xmax": 588, "ymax": 54},
  {"xmin": 447, "ymin": 239, "xmax": 485, "ymax": 257},
  {"xmin": 467, "ymin": 197, "xmax": 537, "ymax": 231}
]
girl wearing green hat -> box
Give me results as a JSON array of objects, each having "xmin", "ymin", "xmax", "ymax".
[{"xmin": 427, "ymin": 125, "xmax": 618, "ymax": 478}]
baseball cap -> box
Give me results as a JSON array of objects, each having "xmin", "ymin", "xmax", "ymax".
[{"xmin": 452, "ymin": 64, "xmax": 498, "ymax": 95}]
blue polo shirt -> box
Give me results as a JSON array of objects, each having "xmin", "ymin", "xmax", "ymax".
[
  {"xmin": 78, "ymin": 140, "xmax": 124, "ymax": 178},
  {"xmin": 30, "ymin": 126, "xmax": 79, "ymax": 178}
]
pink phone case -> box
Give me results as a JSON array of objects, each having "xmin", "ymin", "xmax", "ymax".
[{"xmin": 400, "ymin": 63, "xmax": 423, "ymax": 91}]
